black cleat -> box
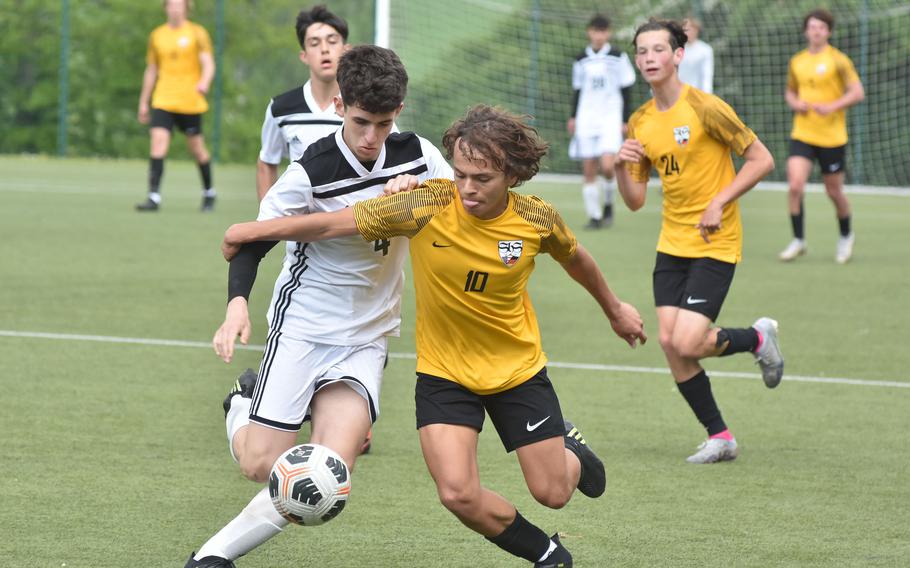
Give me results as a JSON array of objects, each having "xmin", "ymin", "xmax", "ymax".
[
  {"xmin": 534, "ymin": 534, "xmax": 573, "ymax": 567},
  {"xmin": 184, "ymin": 552, "xmax": 236, "ymax": 568},
  {"xmin": 223, "ymin": 368, "xmax": 257, "ymax": 418},
  {"xmin": 583, "ymin": 218, "xmax": 602, "ymax": 230},
  {"xmin": 201, "ymin": 194, "xmax": 216, "ymax": 212},
  {"xmin": 563, "ymin": 420, "xmax": 606, "ymax": 498},
  {"xmin": 135, "ymin": 198, "xmax": 159, "ymax": 211}
]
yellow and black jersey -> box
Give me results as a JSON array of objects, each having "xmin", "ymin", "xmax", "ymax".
[
  {"xmin": 626, "ymin": 84, "xmax": 756, "ymax": 263},
  {"xmin": 354, "ymin": 178, "xmax": 577, "ymax": 394},
  {"xmin": 146, "ymin": 21, "xmax": 212, "ymax": 114},
  {"xmin": 788, "ymin": 45, "xmax": 860, "ymax": 147}
]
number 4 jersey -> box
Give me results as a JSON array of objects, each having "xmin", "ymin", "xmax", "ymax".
[
  {"xmin": 258, "ymin": 128, "xmax": 453, "ymax": 345},
  {"xmin": 353, "ymin": 179, "xmax": 578, "ymax": 395},
  {"xmin": 626, "ymin": 84, "xmax": 757, "ymax": 263}
]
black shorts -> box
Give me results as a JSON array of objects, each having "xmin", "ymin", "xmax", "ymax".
[
  {"xmin": 789, "ymin": 139, "xmax": 846, "ymax": 174},
  {"xmin": 415, "ymin": 368, "xmax": 565, "ymax": 453},
  {"xmin": 653, "ymin": 252, "xmax": 736, "ymax": 322},
  {"xmin": 150, "ymin": 108, "xmax": 203, "ymax": 135}
]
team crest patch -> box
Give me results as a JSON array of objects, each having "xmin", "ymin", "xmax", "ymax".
[
  {"xmin": 498, "ymin": 240, "xmax": 523, "ymax": 267},
  {"xmin": 673, "ymin": 126, "xmax": 690, "ymax": 146}
]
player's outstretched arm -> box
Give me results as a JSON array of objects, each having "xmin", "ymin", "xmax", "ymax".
[
  {"xmin": 614, "ymin": 138, "xmax": 649, "ymax": 211},
  {"xmin": 223, "ymin": 208, "xmax": 359, "ymax": 261},
  {"xmin": 559, "ymin": 244, "xmax": 647, "ymax": 348}
]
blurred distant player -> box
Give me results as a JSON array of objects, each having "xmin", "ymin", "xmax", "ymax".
[
  {"xmin": 780, "ymin": 8, "xmax": 865, "ymax": 264},
  {"xmin": 567, "ymin": 14, "xmax": 636, "ymax": 230},
  {"xmin": 617, "ymin": 19, "xmax": 783, "ymax": 464},
  {"xmin": 256, "ymin": 5, "xmax": 348, "ymax": 202},
  {"xmin": 678, "ymin": 17, "xmax": 713, "ymax": 93},
  {"xmin": 136, "ymin": 0, "xmax": 216, "ymax": 212}
]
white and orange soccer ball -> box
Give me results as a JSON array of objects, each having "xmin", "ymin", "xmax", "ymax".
[{"xmin": 269, "ymin": 443, "xmax": 351, "ymax": 526}]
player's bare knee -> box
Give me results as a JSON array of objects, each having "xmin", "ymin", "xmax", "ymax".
[
  {"xmin": 238, "ymin": 454, "xmax": 272, "ymax": 483},
  {"xmin": 530, "ymin": 485, "xmax": 571, "ymax": 509},
  {"xmin": 658, "ymin": 332, "xmax": 677, "ymax": 356},
  {"xmin": 436, "ymin": 484, "xmax": 478, "ymax": 516}
]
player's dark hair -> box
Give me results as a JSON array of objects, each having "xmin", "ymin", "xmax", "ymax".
[
  {"xmin": 588, "ymin": 14, "xmax": 610, "ymax": 30},
  {"xmin": 803, "ymin": 8, "xmax": 835, "ymax": 32},
  {"xmin": 337, "ymin": 45, "xmax": 408, "ymax": 113},
  {"xmin": 296, "ymin": 5, "xmax": 349, "ymax": 49},
  {"xmin": 633, "ymin": 18, "xmax": 688, "ymax": 51},
  {"xmin": 442, "ymin": 105, "xmax": 549, "ymax": 187}
]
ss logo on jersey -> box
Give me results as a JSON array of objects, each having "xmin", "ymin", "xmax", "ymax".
[
  {"xmin": 673, "ymin": 126, "xmax": 690, "ymax": 146},
  {"xmin": 498, "ymin": 240, "xmax": 523, "ymax": 267}
]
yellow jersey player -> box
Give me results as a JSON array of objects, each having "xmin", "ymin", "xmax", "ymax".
[
  {"xmin": 615, "ymin": 19, "xmax": 783, "ymax": 464},
  {"xmin": 136, "ymin": 0, "xmax": 216, "ymax": 212},
  {"xmin": 222, "ymin": 105, "xmax": 647, "ymax": 567},
  {"xmin": 781, "ymin": 8, "xmax": 865, "ymax": 264}
]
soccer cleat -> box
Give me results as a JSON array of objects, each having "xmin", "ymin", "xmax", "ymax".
[
  {"xmin": 778, "ymin": 238, "xmax": 807, "ymax": 261},
  {"xmin": 686, "ymin": 437, "xmax": 739, "ymax": 464},
  {"xmin": 534, "ymin": 534, "xmax": 573, "ymax": 568},
  {"xmin": 601, "ymin": 204, "xmax": 614, "ymax": 228},
  {"xmin": 201, "ymin": 194, "xmax": 216, "ymax": 212},
  {"xmin": 184, "ymin": 552, "xmax": 236, "ymax": 568},
  {"xmin": 135, "ymin": 198, "xmax": 159, "ymax": 212},
  {"xmin": 835, "ymin": 232, "xmax": 855, "ymax": 264},
  {"xmin": 752, "ymin": 317, "xmax": 784, "ymax": 388},
  {"xmin": 360, "ymin": 428, "xmax": 373, "ymax": 455},
  {"xmin": 223, "ymin": 368, "xmax": 257, "ymax": 418},
  {"xmin": 563, "ymin": 420, "xmax": 606, "ymax": 498},
  {"xmin": 583, "ymin": 218, "xmax": 602, "ymax": 231}
]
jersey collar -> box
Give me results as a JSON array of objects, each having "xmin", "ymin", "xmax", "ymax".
[
  {"xmin": 586, "ymin": 44, "xmax": 611, "ymax": 57},
  {"xmin": 334, "ymin": 126, "xmax": 387, "ymax": 176},
  {"xmin": 302, "ymin": 80, "xmax": 336, "ymax": 115}
]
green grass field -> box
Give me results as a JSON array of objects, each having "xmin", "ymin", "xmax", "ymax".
[{"xmin": 1, "ymin": 155, "xmax": 908, "ymax": 567}]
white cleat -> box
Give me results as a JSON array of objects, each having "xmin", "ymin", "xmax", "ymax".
[
  {"xmin": 686, "ymin": 437, "xmax": 739, "ymax": 464},
  {"xmin": 752, "ymin": 318, "xmax": 784, "ymax": 388},
  {"xmin": 779, "ymin": 238, "xmax": 807, "ymax": 261},
  {"xmin": 836, "ymin": 233, "xmax": 855, "ymax": 264}
]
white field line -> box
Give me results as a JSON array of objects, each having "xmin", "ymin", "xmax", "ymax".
[
  {"xmin": 2, "ymin": 329, "xmax": 907, "ymax": 390},
  {"xmin": 1, "ymin": 177, "xmax": 908, "ymax": 197}
]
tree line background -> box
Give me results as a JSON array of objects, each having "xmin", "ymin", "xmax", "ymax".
[{"xmin": 2, "ymin": 0, "xmax": 908, "ymax": 185}]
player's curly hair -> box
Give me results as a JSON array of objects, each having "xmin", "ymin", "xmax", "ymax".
[
  {"xmin": 633, "ymin": 18, "xmax": 688, "ymax": 51},
  {"xmin": 803, "ymin": 9, "xmax": 835, "ymax": 32},
  {"xmin": 296, "ymin": 5, "xmax": 349, "ymax": 49},
  {"xmin": 442, "ymin": 105, "xmax": 549, "ymax": 187},
  {"xmin": 337, "ymin": 46, "xmax": 408, "ymax": 113}
]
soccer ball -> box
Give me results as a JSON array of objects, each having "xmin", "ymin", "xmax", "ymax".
[{"xmin": 269, "ymin": 443, "xmax": 351, "ymax": 526}]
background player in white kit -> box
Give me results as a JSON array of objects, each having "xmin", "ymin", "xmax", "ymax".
[
  {"xmin": 678, "ymin": 17, "xmax": 714, "ymax": 94},
  {"xmin": 185, "ymin": 45, "xmax": 452, "ymax": 567},
  {"xmin": 255, "ymin": 5, "xmax": 348, "ymax": 201},
  {"xmin": 567, "ymin": 13, "xmax": 636, "ymax": 230}
]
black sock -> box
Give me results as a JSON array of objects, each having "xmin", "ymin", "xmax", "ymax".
[
  {"xmin": 149, "ymin": 158, "xmax": 164, "ymax": 194},
  {"xmin": 677, "ymin": 370, "xmax": 727, "ymax": 436},
  {"xmin": 838, "ymin": 215, "xmax": 851, "ymax": 237},
  {"xmin": 716, "ymin": 327, "xmax": 760, "ymax": 357},
  {"xmin": 198, "ymin": 161, "xmax": 212, "ymax": 190},
  {"xmin": 790, "ymin": 201, "xmax": 804, "ymax": 240},
  {"xmin": 603, "ymin": 203, "xmax": 613, "ymax": 218},
  {"xmin": 486, "ymin": 511, "xmax": 551, "ymax": 562}
]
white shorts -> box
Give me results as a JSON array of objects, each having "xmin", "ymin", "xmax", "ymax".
[
  {"xmin": 250, "ymin": 333, "xmax": 388, "ymax": 432},
  {"xmin": 569, "ymin": 131, "xmax": 623, "ymax": 160}
]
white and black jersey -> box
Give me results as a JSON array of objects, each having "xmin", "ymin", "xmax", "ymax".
[
  {"xmin": 258, "ymin": 127, "xmax": 453, "ymax": 345},
  {"xmin": 259, "ymin": 80, "xmax": 345, "ymax": 164},
  {"xmin": 571, "ymin": 44, "xmax": 636, "ymax": 137},
  {"xmin": 678, "ymin": 39, "xmax": 714, "ymax": 94}
]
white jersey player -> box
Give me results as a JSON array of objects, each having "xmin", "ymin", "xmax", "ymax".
[
  {"xmin": 568, "ymin": 14, "xmax": 636, "ymax": 230},
  {"xmin": 679, "ymin": 17, "xmax": 714, "ymax": 94},
  {"xmin": 187, "ymin": 46, "xmax": 451, "ymax": 568}
]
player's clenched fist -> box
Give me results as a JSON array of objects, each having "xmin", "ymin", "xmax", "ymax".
[{"xmin": 616, "ymin": 138, "xmax": 646, "ymax": 165}]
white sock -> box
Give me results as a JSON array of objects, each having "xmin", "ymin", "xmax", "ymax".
[
  {"xmin": 582, "ymin": 183, "xmax": 602, "ymax": 220},
  {"xmin": 195, "ymin": 487, "xmax": 288, "ymax": 561},
  {"xmin": 537, "ymin": 539, "xmax": 558, "ymax": 562},
  {"xmin": 204, "ymin": 188, "xmax": 217, "ymax": 197},
  {"xmin": 226, "ymin": 396, "xmax": 251, "ymax": 463},
  {"xmin": 148, "ymin": 192, "xmax": 161, "ymax": 204}
]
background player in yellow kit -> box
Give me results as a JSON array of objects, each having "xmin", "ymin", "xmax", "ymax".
[
  {"xmin": 136, "ymin": 0, "xmax": 216, "ymax": 212},
  {"xmin": 780, "ymin": 8, "xmax": 865, "ymax": 264},
  {"xmin": 616, "ymin": 19, "xmax": 783, "ymax": 464},
  {"xmin": 221, "ymin": 105, "xmax": 647, "ymax": 567}
]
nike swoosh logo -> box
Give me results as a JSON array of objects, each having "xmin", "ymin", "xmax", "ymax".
[
  {"xmin": 432, "ymin": 241, "xmax": 452, "ymax": 248},
  {"xmin": 686, "ymin": 296, "xmax": 707, "ymax": 305},
  {"xmin": 526, "ymin": 416, "xmax": 551, "ymax": 431}
]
